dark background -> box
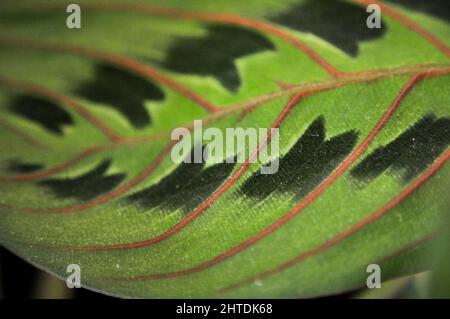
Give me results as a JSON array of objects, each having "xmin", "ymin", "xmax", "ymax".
[{"xmin": 0, "ymin": 246, "xmax": 112, "ymax": 299}]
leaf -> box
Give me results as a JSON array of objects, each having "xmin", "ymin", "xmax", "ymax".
[
  {"xmin": 156, "ymin": 24, "xmax": 276, "ymax": 92},
  {"xmin": 270, "ymin": 0, "xmax": 387, "ymax": 56},
  {"xmin": 9, "ymin": 94, "xmax": 74, "ymax": 135},
  {"xmin": 0, "ymin": 0, "xmax": 449, "ymax": 298}
]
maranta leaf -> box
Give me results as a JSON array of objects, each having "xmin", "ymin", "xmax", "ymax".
[{"xmin": 0, "ymin": 0, "xmax": 449, "ymax": 298}]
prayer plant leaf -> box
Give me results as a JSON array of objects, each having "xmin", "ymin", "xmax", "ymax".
[{"xmin": 0, "ymin": 0, "xmax": 449, "ymax": 298}]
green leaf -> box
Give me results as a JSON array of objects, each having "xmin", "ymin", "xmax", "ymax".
[{"xmin": 0, "ymin": 0, "xmax": 449, "ymax": 298}]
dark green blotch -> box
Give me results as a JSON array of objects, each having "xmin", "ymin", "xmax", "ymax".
[
  {"xmin": 127, "ymin": 146, "xmax": 235, "ymax": 213},
  {"xmin": 241, "ymin": 116, "xmax": 359, "ymax": 200},
  {"xmin": 350, "ymin": 114, "xmax": 450, "ymax": 184},
  {"xmin": 385, "ymin": 0, "xmax": 449, "ymax": 23},
  {"xmin": 9, "ymin": 95, "xmax": 73, "ymax": 135},
  {"xmin": 6, "ymin": 159, "xmax": 43, "ymax": 173},
  {"xmin": 75, "ymin": 63, "xmax": 164, "ymax": 129},
  {"xmin": 158, "ymin": 24, "xmax": 275, "ymax": 92}
]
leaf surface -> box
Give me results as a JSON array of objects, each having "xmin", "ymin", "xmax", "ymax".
[{"xmin": 0, "ymin": 0, "xmax": 449, "ymax": 298}]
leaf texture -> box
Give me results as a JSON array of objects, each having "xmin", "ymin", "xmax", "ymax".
[{"xmin": 0, "ymin": 0, "xmax": 449, "ymax": 298}]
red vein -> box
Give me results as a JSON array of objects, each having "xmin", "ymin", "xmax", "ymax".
[
  {"xmin": 114, "ymin": 72, "xmax": 428, "ymax": 280},
  {"xmin": 221, "ymin": 149, "xmax": 450, "ymax": 292},
  {"xmin": 237, "ymin": 80, "xmax": 293, "ymax": 122},
  {"xmin": 0, "ymin": 2, "xmax": 446, "ymax": 282},
  {"xmin": 274, "ymin": 234, "xmax": 433, "ymax": 298},
  {"xmin": 0, "ymin": 81, "xmax": 275, "ymax": 183},
  {"xmin": 0, "ymin": 62, "xmax": 445, "ymax": 154},
  {"xmin": 46, "ymin": 68, "xmax": 446, "ymax": 252},
  {"xmin": 53, "ymin": 2, "xmax": 343, "ymax": 78},
  {"xmin": 355, "ymin": 0, "xmax": 450, "ymax": 58},
  {"xmin": 0, "ymin": 76, "xmax": 121, "ymax": 142},
  {"xmin": 0, "ymin": 38, "xmax": 220, "ymax": 113},
  {"xmin": 3, "ymin": 68, "xmax": 447, "ymax": 236},
  {"xmin": 377, "ymin": 235, "xmax": 432, "ymax": 264},
  {"xmin": 0, "ymin": 117, "xmax": 48, "ymax": 149}
]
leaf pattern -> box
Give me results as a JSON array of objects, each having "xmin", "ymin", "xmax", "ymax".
[
  {"xmin": 0, "ymin": 0, "xmax": 449, "ymax": 298},
  {"xmin": 350, "ymin": 114, "xmax": 450, "ymax": 184},
  {"xmin": 270, "ymin": 0, "xmax": 387, "ymax": 56},
  {"xmin": 75, "ymin": 63, "xmax": 165, "ymax": 129},
  {"xmin": 241, "ymin": 116, "xmax": 359, "ymax": 200},
  {"xmin": 9, "ymin": 95, "xmax": 73, "ymax": 135},
  {"xmin": 156, "ymin": 24, "xmax": 275, "ymax": 91}
]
